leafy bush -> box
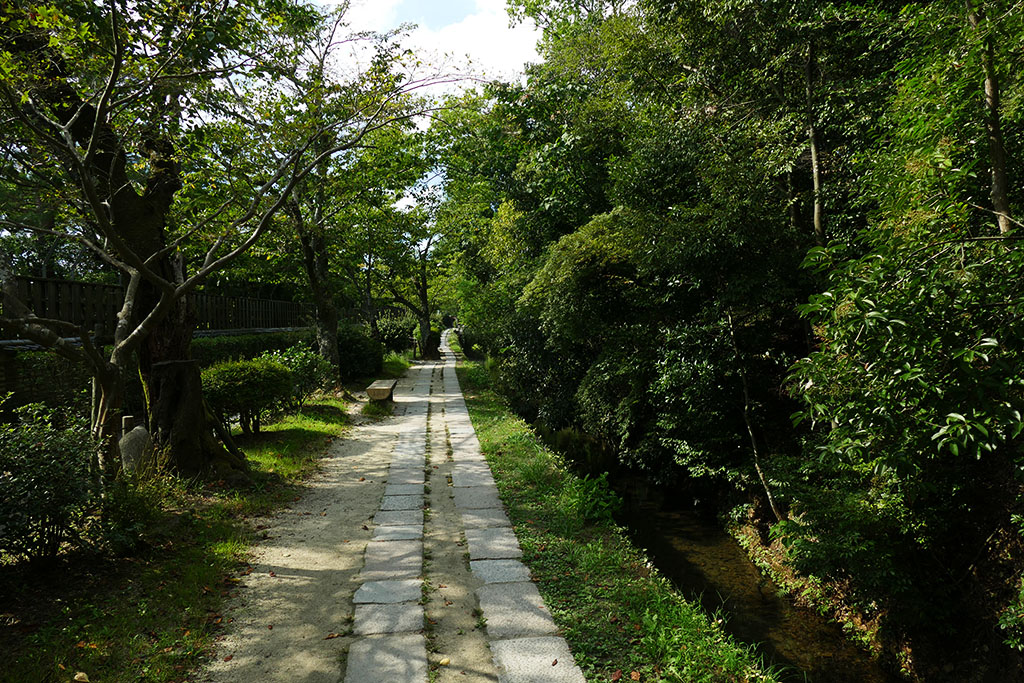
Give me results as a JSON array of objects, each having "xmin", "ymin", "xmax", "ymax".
[
  {"xmin": 0, "ymin": 403, "xmax": 93, "ymax": 562},
  {"xmin": 337, "ymin": 323, "xmax": 383, "ymax": 380},
  {"xmin": 201, "ymin": 358, "xmax": 293, "ymax": 434},
  {"xmin": 191, "ymin": 330, "xmax": 312, "ymax": 367},
  {"xmin": 376, "ymin": 312, "xmax": 417, "ymax": 352},
  {"xmin": 258, "ymin": 345, "xmax": 333, "ymax": 407}
]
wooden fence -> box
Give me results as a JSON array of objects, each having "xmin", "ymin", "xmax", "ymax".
[{"xmin": 1, "ymin": 276, "xmax": 308, "ymax": 340}]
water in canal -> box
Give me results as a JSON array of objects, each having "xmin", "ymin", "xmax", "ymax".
[{"xmin": 616, "ymin": 477, "xmax": 899, "ymax": 683}]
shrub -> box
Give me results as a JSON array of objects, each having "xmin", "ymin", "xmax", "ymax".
[
  {"xmin": 0, "ymin": 403, "xmax": 93, "ymax": 562},
  {"xmin": 375, "ymin": 312, "xmax": 417, "ymax": 352},
  {"xmin": 191, "ymin": 330, "xmax": 312, "ymax": 367},
  {"xmin": 337, "ymin": 323, "xmax": 383, "ymax": 380},
  {"xmin": 258, "ymin": 345, "xmax": 333, "ymax": 407},
  {"xmin": 201, "ymin": 358, "xmax": 293, "ymax": 434}
]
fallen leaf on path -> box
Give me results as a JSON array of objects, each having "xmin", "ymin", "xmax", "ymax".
[
  {"xmin": 324, "ymin": 633, "xmax": 341, "ymax": 640},
  {"xmin": 439, "ymin": 657, "xmax": 450, "ymax": 666},
  {"xmin": 73, "ymin": 673, "xmax": 89, "ymax": 682},
  {"xmin": 359, "ymin": 477, "xmax": 365, "ymax": 481},
  {"xmin": 267, "ymin": 624, "xmax": 273, "ymax": 630},
  {"xmin": 268, "ymin": 571, "xmax": 276, "ymax": 577},
  {"xmin": 223, "ymin": 655, "xmax": 233, "ymax": 662},
  {"xmin": 552, "ymin": 659, "xmax": 558, "ymax": 666}
]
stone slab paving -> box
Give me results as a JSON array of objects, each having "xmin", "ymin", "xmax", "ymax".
[
  {"xmin": 439, "ymin": 330, "xmax": 585, "ymax": 683},
  {"xmin": 453, "ymin": 486, "xmax": 504, "ymax": 510},
  {"xmin": 386, "ymin": 483, "xmax": 425, "ymax": 496},
  {"xmin": 361, "ymin": 539, "xmax": 423, "ymax": 583},
  {"xmin": 388, "ymin": 467, "xmax": 426, "ymax": 485},
  {"xmin": 461, "ymin": 508, "xmax": 512, "ymax": 529},
  {"xmin": 380, "ymin": 495, "xmax": 424, "ymax": 511},
  {"xmin": 490, "ymin": 637, "xmax": 586, "ymax": 683},
  {"xmin": 470, "ymin": 559, "xmax": 532, "ymax": 584},
  {"xmin": 341, "ymin": 336, "xmax": 584, "ymax": 683},
  {"xmin": 465, "ymin": 527, "xmax": 522, "ymax": 561},
  {"xmin": 353, "ymin": 603, "xmax": 423, "ymax": 635},
  {"xmin": 451, "ymin": 467, "xmax": 495, "ymax": 488},
  {"xmin": 374, "ymin": 509, "xmax": 423, "ymax": 527},
  {"xmin": 372, "ymin": 524, "xmax": 424, "ymax": 541},
  {"xmin": 354, "ymin": 578, "xmax": 423, "ymax": 604},
  {"xmin": 346, "ymin": 634, "xmax": 427, "ymax": 682},
  {"xmin": 345, "ymin": 362, "xmax": 433, "ymax": 683},
  {"xmin": 476, "ymin": 582, "xmax": 557, "ymax": 639}
]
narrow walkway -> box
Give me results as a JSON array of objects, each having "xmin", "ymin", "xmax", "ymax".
[
  {"xmin": 202, "ymin": 332, "xmax": 583, "ymax": 682},
  {"xmin": 345, "ymin": 331, "xmax": 584, "ymax": 681}
]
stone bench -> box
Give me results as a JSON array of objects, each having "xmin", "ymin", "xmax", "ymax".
[{"xmin": 367, "ymin": 379, "xmax": 397, "ymax": 401}]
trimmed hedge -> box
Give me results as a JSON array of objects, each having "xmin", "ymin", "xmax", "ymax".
[
  {"xmin": 201, "ymin": 358, "xmax": 293, "ymax": 434},
  {"xmin": 191, "ymin": 330, "xmax": 312, "ymax": 367}
]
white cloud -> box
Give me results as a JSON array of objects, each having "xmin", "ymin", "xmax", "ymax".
[{"xmin": 342, "ymin": 0, "xmax": 540, "ymax": 88}]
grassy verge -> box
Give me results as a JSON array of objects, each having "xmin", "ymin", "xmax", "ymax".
[
  {"xmin": 456, "ymin": 360, "xmax": 779, "ymax": 683},
  {"xmin": 0, "ymin": 396, "xmax": 351, "ymax": 683}
]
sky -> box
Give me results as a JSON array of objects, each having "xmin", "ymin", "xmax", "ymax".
[{"xmin": 340, "ymin": 0, "xmax": 541, "ymax": 84}]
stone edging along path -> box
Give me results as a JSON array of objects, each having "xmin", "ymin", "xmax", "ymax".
[{"xmin": 202, "ymin": 330, "xmax": 584, "ymax": 683}]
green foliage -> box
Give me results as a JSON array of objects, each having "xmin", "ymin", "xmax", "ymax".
[
  {"xmin": 258, "ymin": 344, "xmax": 333, "ymax": 407},
  {"xmin": 190, "ymin": 330, "xmax": 312, "ymax": 367},
  {"xmin": 458, "ymin": 360, "xmax": 778, "ymax": 681},
  {"xmin": 336, "ymin": 323, "xmax": 383, "ymax": 381},
  {"xmin": 376, "ymin": 312, "xmax": 417, "ymax": 352},
  {"xmin": 201, "ymin": 358, "xmax": 293, "ymax": 434},
  {"xmin": 0, "ymin": 403, "xmax": 93, "ymax": 562}
]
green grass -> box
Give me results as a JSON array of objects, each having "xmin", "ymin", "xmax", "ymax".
[
  {"xmin": 382, "ymin": 350, "xmax": 413, "ymax": 378},
  {"xmin": 0, "ymin": 396, "xmax": 351, "ymax": 683},
  {"xmin": 456, "ymin": 360, "xmax": 780, "ymax": 683}
]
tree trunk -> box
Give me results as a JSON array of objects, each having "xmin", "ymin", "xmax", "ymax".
[
  {"xmin": 90, "ymin": 366, "xmax": 123, "ymax": 491},
  {"xmin": 805, "ymin": 40, "xmax": 825, "ymax": 246},
  {"xmin": 298, "ymin": 228, "xmax": 341, "ymax": 382},
  {"xmin": 134, "ymin": 260, "xmax": 247, "ymax": 479},
  {"xmin": 968, "ymin": 2, "xmax": 1012, "ymax": 234},
  {"xmin": 726, "ymin": 311, "xmax": 785, "ymax": 524}
]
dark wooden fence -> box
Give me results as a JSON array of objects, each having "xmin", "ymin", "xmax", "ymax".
[{"xmin": 2, "ymin": 276, "xmax": 308, "ymax": 339}]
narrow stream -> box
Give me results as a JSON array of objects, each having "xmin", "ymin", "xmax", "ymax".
[{"xmin": 616, "ymin": 477, "xmax": 899, "ymax": 683}]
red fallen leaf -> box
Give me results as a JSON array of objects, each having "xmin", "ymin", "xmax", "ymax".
[
  {"xmin": 359, "ymin": 477, "xmax": 365, "ymax": 481},
  {"xmin": 324, "ymin": 633, "xmax": 341, "ymax": 639},
  {"xmin": 552, "ymin": 659, "xmax": 558, "ymax": 666},
  {"xmin": 267, "ymin": 624, "xmax": 273, "ymax": 630},
  {"xmin": 269, "ymin": 571, "xmax": 276, "ymax": 577},
  {"xmin": 611, "ymin": 671, "xmax": 623, "ymax": 681},
  {"xmin": 631, "ymin": 672, "xmax": 640, "ymax": 681},
  {"xmin": 438, "ymin": 584, "xmax": 448, "ymax": 588},
  {"xmin": 223, "ymin": 655, "xmax": 233, "ymax": 662}
]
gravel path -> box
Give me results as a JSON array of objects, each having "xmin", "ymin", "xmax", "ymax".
[{"xmin": 200, "ymin": 332, "xmax": 584, "ymax": 683}]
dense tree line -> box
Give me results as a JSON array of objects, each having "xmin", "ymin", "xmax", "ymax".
[
  {"xmin": 433, "ymin": 1, "xmax": 1024, "ymax": 679},
  {"xmin": 0, "ymin": 1, "xmax": 444, "ymax": 480}
]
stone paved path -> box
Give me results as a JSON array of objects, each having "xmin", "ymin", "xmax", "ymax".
[
  {"xmin": 344, "ymin": 331, "xmax": 585, "ymax": 682},
  {"xmin": 202, "ymin": 331, "xmax": 584, "ymax": 683}
]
